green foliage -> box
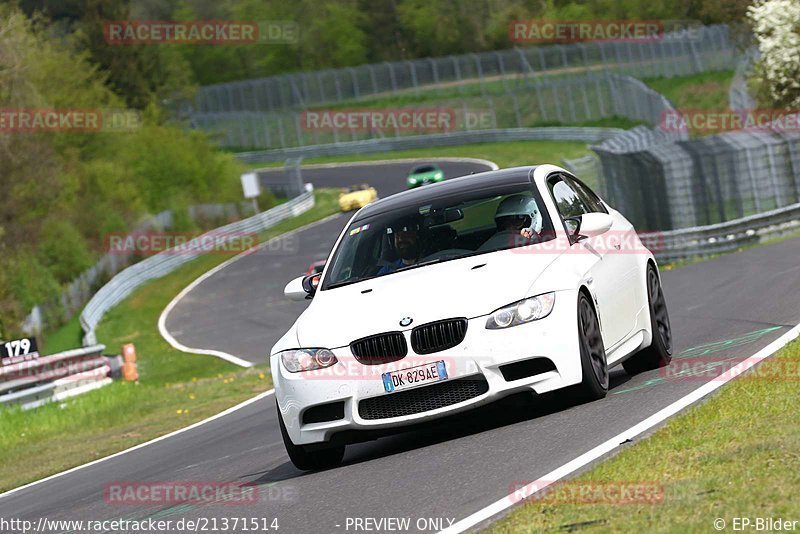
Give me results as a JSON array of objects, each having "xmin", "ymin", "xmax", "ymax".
[
  {"xmin": 6, "ymin": 250, "xmax": 61, "ymax": 313},
  {"xmin": 37, "ymin": 219, "xmax": 94, "ymax": 284},
  {"xmin": 23, "ymin": 0, "xmax": 751, "ymax": 92},
  {"xmin": 0, "ymin": 7, "xmax": 247, "ymax": 335}
]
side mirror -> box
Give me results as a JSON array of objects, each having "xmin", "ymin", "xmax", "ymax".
[
  {"xmin": 576, "ymin": 212, "xmax": 613, "ymax": 238},
  {"xmin": 284, "ymin": 274, "xmax": 320, "ymax": 301}
]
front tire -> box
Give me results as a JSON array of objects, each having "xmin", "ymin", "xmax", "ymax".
[
  {"xmin": 573, "ymin": 292, "xmax": 608, "ymax": 401},
  {"xmin": 623, "ymin": 264, "xmax": 673, "ymax": 375},
  {"xmin": 277, "ymin": 402, "xmax": 345, "ymax": 471}
]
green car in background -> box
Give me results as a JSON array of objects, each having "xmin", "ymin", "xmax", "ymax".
[{"xmin": 406, "ymin": 163, "xmax": 444, "ymax": 188}]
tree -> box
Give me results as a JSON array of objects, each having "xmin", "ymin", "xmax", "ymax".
[{"xmin": 747, "ymin": 0, "xmax": 800, "ymax": 109}]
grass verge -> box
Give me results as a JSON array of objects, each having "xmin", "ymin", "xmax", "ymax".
[
  {"xmin": 245, "ymin": 140, "xmax": 594, "ymax": 183},
  {"xmin": 0, "ymin": 189, "xmax": 340, "ymax": 493},
  {"xmin": 488, "ymin": 338, "xmax": 800, "ymax": 533},
  {"xmin": 644, "ymin": 70, "xmax": 734, "ymax": 111},
  {"xmin": 40, "ymin": 314, "xmax": 84, "ymax": 355}
]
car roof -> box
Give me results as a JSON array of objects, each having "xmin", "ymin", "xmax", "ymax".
[{"xmin": 353, "ymin": 166, "xmax": 537, "ymax": 222}]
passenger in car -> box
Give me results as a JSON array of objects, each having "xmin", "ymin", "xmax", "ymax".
[{"xmin": 479, "ymin": 194, "xmax": 544, "ymax": 251}]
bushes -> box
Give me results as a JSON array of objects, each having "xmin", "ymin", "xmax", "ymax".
[
  {"xmin": 37, "ymin": 220, "xmax": 94, "ymax": 285},
  {"xmin": 0, "ymin": 8, "xmax": 246, "ymax": 338},
  {"xmin": 748, "ymin": 0, "xmax": 800, "ymax": 109}
]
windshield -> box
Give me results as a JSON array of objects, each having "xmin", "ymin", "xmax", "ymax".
[
  {"xmin": 412, "ymin": 165, "xmax": 437, "ymax": 174},
  {"xmin": 321, "ymin": 183, "xmax": 555, "ymax": 290}
]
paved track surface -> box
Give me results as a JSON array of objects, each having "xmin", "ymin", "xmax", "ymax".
[
  {"xmin": 165, "ymin": 160, "xmax": 492, "ymax": 364},
  {"xmin": 2, "ymin": 158, "xmax": 799, "ymax": 534}
]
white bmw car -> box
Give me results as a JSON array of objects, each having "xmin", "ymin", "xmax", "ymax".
[{"xmin": 271, "ymin": 164, "xmax": 673, "ymax": 470}]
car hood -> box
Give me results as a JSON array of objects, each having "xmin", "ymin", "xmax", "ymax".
[
  {"xmin": 409, "ymin": 171, "xmax": 440, "ymax": 180},
  {"xmin": 296, "ymin": 248, "xmax": 560, "ymax": 348}
]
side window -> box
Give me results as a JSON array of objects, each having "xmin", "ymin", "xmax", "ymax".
[
  {"xmin": 568, "ymin": 176, "xmax": 608, "ymax": 214},
  {"xmin": 548, "ymin": 176, "xmax": 589, "ymax": 219}
]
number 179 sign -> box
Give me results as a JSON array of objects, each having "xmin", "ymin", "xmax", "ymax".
[{"xmin": 1, "ymin": 337, "xmax": 40, "ymax": 365}]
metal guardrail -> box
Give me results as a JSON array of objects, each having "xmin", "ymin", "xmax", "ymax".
[
  {"xmin": 0, "ymin": 345, "xmax": 111, "ymax": 410},
  {"xmin": 640, "ymin": 202, "xmax": 800, "ymax": 263},
  {"xmin": 193, "ymin": 24, "xmax": 734, "ymax": 113},
  {"xmin": 80, "ymin": 185, "xmax": 316, "ymax": 346},
  {"xmin": 234, "ymin": 127, "xmax": 624, "ymax": 163},
  {"xmin": 191, "ymin": 71, "xmax": 677, "ymax": 150}
]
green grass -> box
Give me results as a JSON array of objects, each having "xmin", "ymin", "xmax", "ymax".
[
  {"xmin": 244, "ymin": 139, "xmax": 594, "ymax": 182},
  {"xmin": 644, "ymin": 70, "xmax": 734, "ymax": 111},
  {"xmin": 0, "ymin": 189, "xmax": 340, "ymax": 492},
  {"xmin": 216, "ymin": 70, "xmax": 731, "ymax": 153},
  {"xmin": 40, "ymin": 314, "xmax": 84, "ymax": 355},
  {"xmin": 245, "ymin": 140, "xmax": 602, "ymax": 192},
  {"xmin": 487, "ymin": 338, "xmax": 800, "ymax": 533}
]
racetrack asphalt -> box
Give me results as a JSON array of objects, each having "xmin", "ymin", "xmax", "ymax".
[
  {"xmin": 164, "ymin": 160, "xmax": 492, "ymax": 364},
  {"xmin": 2, "ymin": 159, "xmax": 798, "ymax": 533}
]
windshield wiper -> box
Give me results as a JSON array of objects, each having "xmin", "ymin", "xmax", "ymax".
[{"xmin": 325, "ymin": 276, "xmax": 368, "ymax": 290}]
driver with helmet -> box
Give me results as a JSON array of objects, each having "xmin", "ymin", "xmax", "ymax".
[{"xmin": 479, "ymin": 194, "xmax": 543, "ymax": 251}]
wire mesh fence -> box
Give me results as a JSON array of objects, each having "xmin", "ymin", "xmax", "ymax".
[
  {"xmin": 23, "ymin": 199, "xmax": 263, "ymax": 339},
  {"xmin": 192, "ymin": 25, "xmax": 736, "ymax": 113},
  {"xmin": 80, "ymin": 184, "xmax": 315, "ymax": 346},
  {"xmin": 593, "ymin": 127, "xmax": 800, "ymax": 231},
  {"xmin": 190, "ymin": 72, "xmax": 678, "ymax": 150}
]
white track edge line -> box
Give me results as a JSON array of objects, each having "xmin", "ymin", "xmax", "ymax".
[
  {"xmin": 441, "ymin": 322, "xmax": 800, "ymax": 534},
  {"xmin": 0, "ymin": 159, "xmax": 498, "ymax": 499},
  {"xmin": 0, "ymin": 389, "xmax": 275, "ymax": 500},
  {"xmin": 158, "ymin": 213, "xmax": 343, "ymax": 368},
  {"xmin": 0, "ymin": 214, "xmax": 348, "ymax": 499},
  {"xmin": 158, "ymin": 157, "xmax": 497, "ymax": 366}
]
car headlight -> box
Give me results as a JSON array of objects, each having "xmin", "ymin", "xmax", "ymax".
[
  {"xmin": 279, "ymin": 348, "xmax": 338, "ymax": 373},
  {"xmin": 434, "ymin": 171, "xmax": 443, "ymax": 179},
  {"xmin": 485, "ymin": 292, "xmax": 556, "ymax": 329},
  {"xmin": 407, "ymin": 177, "xmax": 417, "ymax": 185}
]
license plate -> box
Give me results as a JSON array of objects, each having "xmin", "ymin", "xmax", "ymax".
[{"xmin": 382, "ymin": 361, "xmax": 448, "ymax": 393}]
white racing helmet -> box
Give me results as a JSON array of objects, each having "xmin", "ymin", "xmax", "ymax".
[{"xmin": 494, "ymin": 194, "xmax": 542, "ymax": 233}]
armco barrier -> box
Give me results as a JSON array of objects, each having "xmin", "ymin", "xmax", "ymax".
[
  {"xmin": 0, "ymin": 344, "xmax": 111, "ymax": 410},
  {"xmin": 641, "ymin": 202, "xmax": 800, "ymax": 263},
  {"xmin": 191, "ymin": 71, "xmax": 677, "ymax": 150},
  {"xmin": 193, "ymin": 24, "xmax": 734, "ymax": 113},
  {"xmin": 233, "ymin": 127, "xmax": 624, "ymax": 163},
  {"xmin": 80, "ymin": 185, "xmax": 315, "ymax": 346}
]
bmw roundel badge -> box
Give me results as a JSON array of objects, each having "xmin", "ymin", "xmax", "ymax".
[{"xmin": 399, "ymin": 317, "xmax": 413, "ymax": 327}]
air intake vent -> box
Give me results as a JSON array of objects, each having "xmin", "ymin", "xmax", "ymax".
[
  {"xmin": 499, "ymin": 357, "xmax": 557, "ymax": 382},
  {"xmin": 350, "ymin": 332, "xmax": 407, "ymax": 365},
  {"xmin": 358, "ymin": 376, "xmax": 489, "ymax": 420},
  {"xmin": 410, "ymin": 318, "xmax": 468, "ymax": 355},
  {"xmin": 302, "ymin": 401, "xmax": 345, "ymax": 424}
]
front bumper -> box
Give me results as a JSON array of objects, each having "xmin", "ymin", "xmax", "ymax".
[{"xmin": 272, "ymin": 289, "xmax": 582, "ymax": 446}]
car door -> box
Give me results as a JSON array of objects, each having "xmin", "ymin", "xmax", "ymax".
[
  {"xmin": 547, "ymin": 173, "xmax": 632, "ymax": 349},
  {"xmin": 569, "ymin": 174, "xmax": 641, "ymax": 348}
]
